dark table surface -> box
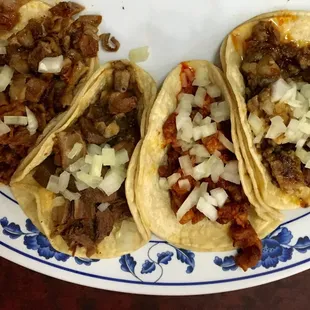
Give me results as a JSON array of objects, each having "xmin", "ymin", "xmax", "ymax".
[{"xmin": 1, "ymin": 258, "xmax": 309, "ymax": 310}]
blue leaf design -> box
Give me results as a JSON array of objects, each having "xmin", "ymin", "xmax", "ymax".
[
  {"xmin": 25, "ymin": 219, "xmax": 39, "ymax": 233},
  {"xmin": 213, "ymin": 255, "xmax": 238, "ymax": 271},
  {"xmin": 278, "ymin": 246, "xmax": 293, "ymax": 262},
  {"xmin": 261, "ymin": 256, "xmax": 279, "ymax": 268},
  {"xmin": 214, "ymin": 256, "xmax": 223, "ymax": 267},
  {"xmin": 36, "ymin": 234, "xmax": 50, "ymax": 247},
  {"xmin": 2, "ymin": 222, "xmax": 24, "ymax": 239},
  {"xmin": 24, "ymin": 235, "xmax": 40, "ymax": 250},
  {"xmin": 294, "ymin": 237, "xmax": 310, "ymax": 253},
  {"xmin": 141, "ymin": 260, "xmax": 156, "ymax": 274},
  {"xmin": 272, "ymin": 227, "xmax": 293, "ymax": 245},
  {"xmin": 119, "ymin": 254, "xmax": 137, "ymax": 274},
  {"xmin": 175, "ymin": 248, "xmax": 195, "ymax": 273},
  {"xmin": 157, "ymin": 251, "xmax": 173, "ymax": 265},
  {"xmin": 74, "ymin": 257, "xmax": 100, "ymax": 266},
  {"xmin": 0, "ymin": 217, "xmax": 8, "ymax": 228},
  {"xmin": 38, "ymin": 246, "xmax": 55, "ymax": 259},
  {"xmin": 54, "ymin": 252, "xmax": 70, "ymax": 262}
]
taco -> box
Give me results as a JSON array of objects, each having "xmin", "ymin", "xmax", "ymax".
[
  {"xmin": 221, "ymin": 12, "xmax": 310, "ymax": 210},
  {"xmin": 135, "ymin": 60, "xmax": 280, "ymax": 271},
  {"xmin": 0, "ymin": 1, "xmax": 101, "ymax": 185},
  {"xmin": 10, "ymin": 60, "xmax": 156, "ymax": 258}
]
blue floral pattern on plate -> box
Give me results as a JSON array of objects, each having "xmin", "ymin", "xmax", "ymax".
[
  {"xmin": 0, "ymin": 217, "xmax": 99, "ymax": 266},
  {"xmin": 214, "ymin": 226, "xmax": 310, "ymax": 271}
]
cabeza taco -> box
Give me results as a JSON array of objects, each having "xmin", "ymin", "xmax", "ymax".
[
  {"xmin": 10, "ymin": 60, "xmax": 157, "ymax": 258},
  {"xmin": 222, "ymin": 12, "xmax": 310, "ymax": 210},
  {"xmin": 0, "ymin": 1, "xmax": 101, "ymax": 185},
  {"xmin": 135, "ymin": 60, "xmax": 280, "ymax": 271}
]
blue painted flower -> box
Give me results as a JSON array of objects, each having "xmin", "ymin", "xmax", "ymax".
[
  {"xmin": 75, "ymin": 257, "xmax": 100, "ymax": 266},
  {"xmin": 141, "ymin": 260, "xmax": 156, "ymax": 274},
  {"xmin": 175, "ymin": 248, "xmax": 195, "ymax": 273},
  {"xmin": 214, "ymin": 256, "xmax": 238, "ymax": 271}
]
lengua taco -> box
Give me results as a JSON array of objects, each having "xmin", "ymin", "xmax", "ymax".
[
  {"xmin": 10, "ymin": 60, "xmax": 156, "ymax": 258},
  {"xmin": 222, "ymin": 12, "xmax": 310, "ymax": 210},
  {"xmin": 0, "ymin": 1, "xmax": 102, "ymax": 185},
  {"xmin": 136, "ymin": 60, "xmax": 280, "ymax": 271}
]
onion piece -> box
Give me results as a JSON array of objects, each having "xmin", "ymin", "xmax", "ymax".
[
  {"xmin": 177, "ymin": 121, "xmax": 193, "ymax": 142},
  {"xmin": 0, "ymin": 65, "xmax": 14, "ymax": 92},
  {"xmin": 159, "ymin": 177, "xmax": 169, "ymax": 190},
  {"xmin": 224, "ymin": 160, "xmax": 239, "ymax": 174},
  {"xmin": 221, "ymin": 172, "xmax": 241, "ymax": 184},
  {"xmin": 253, "ymin": 132, "xmax": 264, "ymax": 144},
  {"xmin": 189, "ymin": 144, "xmax": 210, "ymax": 158},
  {"xmin": 90, "ymin": 155, "xmax": 103, "ymax": 177},
  {"xmin": 52, "ymin": 196, "xmax": 66, "ymax": 207},
  {"xmin": 98, "ymin": 168, "xmax": 126, "ymax": 196},
  {"xmin": 76, "ymin": 171, "xmax": 102, "ymax": 189},
  {"xmin": 179, "ymin": 140, "xmax": 193, "ymax": 152},
  {"xmin": 129, "ymin": 46, "xmax": 149, "ymax": 63},
  {"xmin": 193, "ymin": 155, "xmax": 220, "ymax": 180},
  {"xmin": 0, "ymin": 120, "xmax": 10, "ymax": 136},
  {"xmin": 62, "ymin": 190, "xmax": 81, "ymax": 201},
  {"xmin": 3, "ymin": 116, "xmax": 28, "ymax": 126},
  {"xmin": 38, "ymin": 55, "xmax": 64, "ymax": 73},
  {"xmin": 85, "ymin": 154, "xmax": 93, "ymax": 164},
  {"xmin": 200, "ymin": 116, "xmax": 212, "ymax": 125},
  {"xmin": 25, "ymin": 107, "xmax": 38, "ymax": 136},
  {"xmin": 179, "ymin": 155, "xmax": 193, "ymax": 176},
  {"xmin": 176, "ymin": 114, "xmax": 192, "ymax": 130},
  {"xmin": 271, "ymin": 78, "xmax": 291, "ymax": 102},
  {"xmin": 265, "ymin": 116, "xmax": 286, "ymax": 139},
  {"xmin": 248, "ymin": 113, "xmax": 264, "ymax": 136},
  {"xmin": 67, "ymin": 142, "xmax": 83, "ymax": 159},
  {"xmin": 102, "ymin": 148, "xmax": 116, "ymax": 166},
  {"xmin": 296, "ymin": 148, "xmax": 310, "ymax": 164},
  {"xmin": 299, "ymin": 117, "xmax": 310, "ymax": 135},
  {"xmin": 218, "ymin": 132, "xmax": 235, "ymax": 153},
  {"xmin": 210, "ymin": 188, "xmax": 228, "ymax": 207},
  {"xmin": 98, "ymin": 202, "xmax": 110, "ymax": 212},
  {"xmin": 211, "ymin": 156, "xmax": 225, "ymax": 183},
  {"xmin": 196, "ymin": 197, "xmax": 218, "ymax": 222},
  {"xmin": 87, "ymin": 144, "xmax": 102, "ymax": 155},
  {"xmin": 0, "ymin": 46, "xmax": 6, "ymax": 55},
  {"xmin": 210, "ymin": 101, "xmax": 230, "ymax": 123},
  {"xmin": 58, "ymin": 171, "xmax": 70, "ymax": 192},
  {"xmin": 192, "ymin": 123, "xmax": 217, "ymax": 141},
  {"xmin": 285, "ymin": 119, "xmax": 304, "ymax": 143},
  {"xmin": 178, "ymin": 179, "xmax": 191, "ymax": 192},
  {"xmin": 192, "ymin": 67, "xmax": 210, "ymax": 87},
  {"xmin": 46, "ymin": 175, "xmax": 60, "ymax": 194},
  {"xmin": 75, "ymin": 180, "xmax": 89, "ymax": 191},
  {"xmin": 176, "ymin": 186, "xmax": 201, "ymax": 221},
  {"xmin": 194, "ymin": 87, "xmax": 207, "ymax": 108},
  {"xmin": 203, "ymin": 193, "xmax": 218, "ymax": 206},
  {"xmin": 80, "ymin": 164, "xmax": 91, "ymax": 173},
  {"xmin": 206, "ymin": 84, "xmax": 221, "ymax": 98},
  {"xmin": 167, "ymin": 173, "xmax": 181, "ymax": 187},
  {"xmin": 0, "ymin": 40, "xmax": 8, "ymax": 47},
  {"xmin": 193, "ymin": 112, "xmax": 203, "ymax": 125},
  {"xmin": 301, "ymin": 84, "xmax": 310, "ymax": 99},
  {"xmin": 115, "ymin": 149, "xmax": 129, "ymax": 166},
  {"xmin": 177, "ymin": 94, "xmax": 194, "ymax": 113},
  {"xmin": 68, "ymin": 158, "xmax": 85, "ymax": 172}
]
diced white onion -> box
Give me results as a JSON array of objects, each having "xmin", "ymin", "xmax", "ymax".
[
  {"xmin": 179, "ymin": 155, "xmax": 193, "ymax": 176},
  {"xmin": 25, "ymin": 107, "xmax": 38, "ymax": 136},
  {"xmin": 85, "ymin": 154, "xmax": 93, "ymax": 164},
  {"xmin": 297, "ymin": 136, "xmax": 308, "ymax": 149},
  {"xmin": 253, "ymin": 132, "xmax": 264, "ymax": 144},
  {"xmin": 128, "ymin": 46, "xmax": 149, "ymax": 63},
  {"xmin": 285, "ymin": 119, "xmax": 304, "ymax": 143},
  {"xmin": 193, "ymin": 112, "xmax": 203, "ymax": 125},
  {"xmin": 68, "ymin": 158, "xmax": 85, "ymax": 172},
  {"xmin": 265, "ymin": 116, "xmax": 286, "ymax": 139},
  {"xmin": 271, "ymin": 78, "xmax": 291, "ymax": 102},
  {"xmin": 194, "ymin": 87, "xmax": 207, "ymax": 108},
  {"xmin": 193, "ymin": 123, "xmax": 217, "ymax": 141},
  {"xmin": 102, "ymin": 148, "xmax": 116, "ymax": 166},
  {"xmin": 58, "ymin": 171, "xmax": 70, "ymax": 192},
  {"xmin": 177, "ymin": 121, "xmax": 193, "ymax": 143},
  {"xmin": 210, "ymin": 188, "xmax": 228, "ymax": 207},
  {"xmin": 62, "ymin": 190, "xmax": 81, "ymax": 201},
  {"xmin": 178, "ymin": 179, "xmax": 191, "ymax": 191},
  {"xmin": 0, "ymin": 40, "xmax": 8, "ymax": 47},
  {"xmin": 90, "ymin": 155, "xmax": 103, "ymax": 177},
  {"xmin": 98, "ymin": 168, "xmax": 126, "ymax": 196},
  {"xmin": 97, "ymin": 202, "xmax": 110, "ymax": 212},
  {"xmin": 176, "ymin": 186, "xmax": 201, "ymax": 221},
  {"xmin": 248, "ymin": 113, "xmax": 264, "ymax": 137},
  {"xmin": 192, "ymin": 67, "xmax": 210, "ymax": 87},
  {"xmin": 38, "ymin": 55, "xmax": 64, "ymax": 73},
  {"xmin": 67, "ymin": 142, "xmax": 83, "ymax": 159},
  {"xmin": 301, "ymin": 84, "xmax": 310, "ymax": 99},
  {"xmin": 76, "ymin": 171, "xmax": 102, "ymax": 189},
  {"xmin": 0, "ymin": 47, "xmax": 6, "ymax": 55},
  {"xmin": 3, "ymin": 116, "xmax": 28, "ymax": 126},
  {"xmin": 210, "ymin": 101, "xmax": 230, "ymax": 123},
  {"xmin": 0, "ymin": 120, "xmax": 10, "ymax": 136},
  {"xmin": 115, "ymin": 149, "xmax": 129, "ymax": 166},
  {"xmin": 224, "ymin": 160, "xmax": 239, "ymax": 174},
  {"xmin": 296, "ymin": 148, "xmax": 310, "ymax": 164},
  {"xmin": 87, "ymin": 144, "xmax": 102, "ymax": 155},
  {"xmin": 159, "ymin": 177, "xmax": 169, "ymax": 190},
  {"xmin": 193, "ymin": 155, "xmax": 220, "ymax": 180},
  {"xmin": 203, "ymin": 193, "xmax": 218, "ymax": 206},
  {"xmin": 176, "ymin": 114, "xmax": 191, "ymax": 130},
  {"xmin": 196, "ymin": 197, "xmax": 218, "ymax": 222},
  {"xmin": 211, "ymin": 156, "xmax": 225, "ymax": 183},
  {"xmin": 299, "ymin": 117, "xmax": 310, "ymax": 135},
  {"xmin": 0, "ymin": 65, "xmax": 14, "ymax": 92},
  {"xmin": 176, "ymin": 94, "xmax": 194, "ymax": 114},
  {"xmin": 200, "ymin": 116, "xmax": 212, "ymax": 125},
  {"xmin": 206, "ymin": 84, "xmax": 221, "ymax": 98},
  {"xmin": 52, "ymin": 196, "xmax": 66, "ymax": 207},
  {"xmin": 218, "ymin": 132, "xmax": 235, "ymax": 153},
  {"xmin": 189, "ymin": 144, "xmax": 210, "ymax": 158},
  {"xmin": 167, "ymin": 173, "xmax": 181, "ymax": 187},
  {"xmin": 179, "ymin": 140, "xmax": 193, "ymax": 152},
  {"xmin": 221, "ymin": 172, "xmax": 241, "ymax": 184},
  {"xmin": 75, "ymin": 180, "xmax": 89, "ymax": 191},
  {"xmin": 46, "ymin": 175, "xmax": 60, "ymax": 194}
]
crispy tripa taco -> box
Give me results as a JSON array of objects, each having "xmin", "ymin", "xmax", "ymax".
[
  {"xmin": 0, "ymin": 1, "xmax": 101, "ymax": 185},
  {"xmin": 10, "ymin": 60, "xmax": 156, "ymax": 258},
  {"xmin": 221, "ymin": 12, "xmax": 310, "ymax": 210},
  {"xmin": 135, "ymin": 60, "xmax": 280, "ymax": 270}
]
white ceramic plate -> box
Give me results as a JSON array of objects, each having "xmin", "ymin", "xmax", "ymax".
[{"xmin": 1, "ymin": 0, "xmax": 310, "ymax": 296}]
